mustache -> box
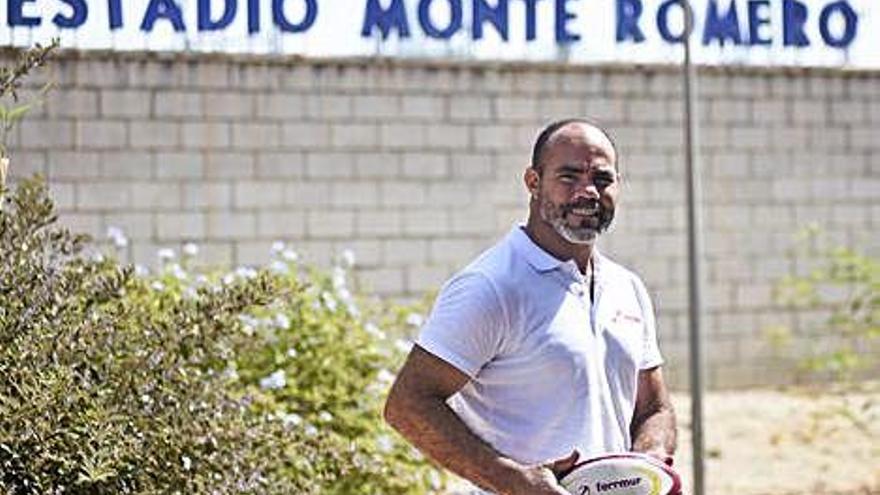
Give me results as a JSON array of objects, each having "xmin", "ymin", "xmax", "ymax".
[{"xmin": 562, "ymin": 200, "xmax": 601, "ymax": 212}]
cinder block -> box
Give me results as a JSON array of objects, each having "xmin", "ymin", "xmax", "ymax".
[
  {"xmin": 155, "ymin": 152, "xmax": 203, "ymax": 178},
  {"xmin": 256, "ymin": 93, "xmax": 307, "ymax": 119},
  {"xmin": 130, "ymin": 121, "xmax": 180, "ymax": 149},
  {"xmin": 207, "ymin": 211, "xmax": 257, "ymax": 240},
  {"xmin": 402, "ymin": 153, "xmax": 449, "ymax": 178},
  {"xmin": 307, "ymin": 211, "xmax": 355, "ymax": 238},
  {"xmin": 77, "ymin": 182, "xmax": 131, "ymax": 210},
  {"xmin": 381, "ymin": 123, "xmax": 426, "ymax": 149},
  {"xmin": 584, "ymin": 98, "xmax": 625, "ymax": 124},
  {"xmin": 48, "ymin": 182, "xmax": 76, "ymax": 211},
  {"xmin": 231, "ymin": 123, "xmax": 280, "ymax": 149},
  {"xmin": 155, "ymin": 91, "xmax": 203, "ymax": 118},
  {"xmin": 429, "ymin": 239, "xmax": 477, "ymax": 264},
  {"xmin": 355, "ymin": 267, "xmax": 405, "ymax": 296},
  {"xmin": 338, "ymin": 239, "xmax": 382, "ymax": 267},
  {"xmin": 449, "ymin": 96, "xmax": 492, "ymax": 122},
  {"xmin": 406, "ymin": 265, "xmax": 452, "ymax": 293},
  {"xmin": 403, "ymin": 209, "xmax": 449, "ymax": 236},
  {"xmin": 182, "ymin": 122, "xmax": 230, "ymax": 149},
  {"xmin": 47, "ymin": 152, "xmax": 101, "ymax": 179},
  {"xmin": 471, "ymin": 125, "xmax": 517, "ymax": 151},
  {"xmin": 380, "ymin": 181, "xmax": 428, "ymax": 207},
  {"xmin": 101, "ymin": 152, "xmax": 152, "ymax": 178},
  {"xmin": 353, "ymin": 95, "xmax": 399, "ymax": 119},
  {"xmin": 535, "ymin": 97, "xmax": 587, "ymax": 121},
  {"xmin": 306, "ymin": 94, "xmax": 352, "ymax": 119},
  {"xmin": 186, "ymin": 62, "xmax": 230, "ymax": 89},
  {"xmin": 100, "ymin": 89, "xmax": 151, "ymax": 118},
  {"xmin": 256, "ymin": 152, "xmax": 307, "ymax": 178},
  {"xmin": 400, "ymin": 95, "xmax": 445, "ymax": 120},
  {"xmin": 829, "ymin": 100, "xmax": 867, "ymax": 125},
  {"xmin": 426, "ymin": 124, "xmax": 470, "ymax": 149},
  {"xmin": 257, "ymin": 210, "xmax": 306, "ymax": 237},
  {"xmin": 191, "ymin": 242, "xmax": 234, "ymax": 267},
  {"xmin": 427, "ymin": 183, "xmax": 472, "ymax": 205},
  {"xmin": 235, "ymin": 240, "xmax": 278, "ymax": 266},
  {"xmin": 307, "ymin": 153, "xmax": 355, "ymax": 178},
  {"xmin": 790, "ymin": 100, "xmax": 827, "ymax": 124},
  {"xmin": 75, "ymin": 121, "xmax": 126, "ymax": 150},
  {"xmin": 131, "ymin": 182, "xmax": 182, "ymax": 210},
  {"xmin": 559, "ymin": 72, "xmax": 603, "ymax": 95},
  {"xmin": 47, "ymin": 89, "xmax": 98, "ymax": 118},
  {"xmin": 383, "ymin": 239, "xmax": 428, "ymax": 266},
  {"xmin": 331, "ymin": 123, "xmax": 379, "ymax": 148},
  {"xmin": 451, "ymin": 153, "xmax": 493, "ymax": 179},
  {"xmin": 20, "ymin": 120, "xmax": 75, "ymax": 149},
  {"xmin": 204, "ymin": 152, "xmax": 255, "ymax": 179},
  {"xmin": 285, "ymin": 182, "xmax": 331, "ymax": 207},
  {"xmin": 156, "ymin": 212, "xmax": 206, "ymax": 240},
  {"xmin": 234, "ymin": 181, "xmax": 285, "ymax": 208},
  {"xmin": 183, "ymin": 182, "xmax": 232, "ymax": 209},
  {"xmin": 496, "ymin": 96, "xmax": 538, "ymax": 121},
  {"xmin": 356, "ymin": 153, "xmax": 401, "ymax": 178},
  {"xmin": 331, "ymin": 183, "xmax": 379, "ymax": 207},
  {"xmin": 56, "ymin": 212, "xmax": 102, "ymax": 238},
  {"xmin": 356, "ymin": 210, "xmax": 402, "ymax": 237},
  {"xmin": 850, "ymin": 128, "xmax": 880, "ymax": 150},
  {"xmin": 202, "ymin": 92, "xmax": 254, "ymax": 118},
  {"xmin": 281, "ymin": 122, "xmax": 331, "ymax": 148}
]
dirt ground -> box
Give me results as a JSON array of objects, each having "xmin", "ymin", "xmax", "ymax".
[{"xmin": 445, "ymin": 385, "xmax": 879, "ymax": 495}]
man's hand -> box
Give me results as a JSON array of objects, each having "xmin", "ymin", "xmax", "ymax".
[{"xmin": 502, "ymin": 450, "xmax": 579, "ymax": 495}]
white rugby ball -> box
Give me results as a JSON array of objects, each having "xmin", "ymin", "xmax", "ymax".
[{"xmin": 559, "ymin": 453, "xmax": 681, "ymax": 495}]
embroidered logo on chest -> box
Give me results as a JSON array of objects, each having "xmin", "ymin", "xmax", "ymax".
[{"xmin": 610, "ymin": 309, "xmax": 642, "ymax": 326}]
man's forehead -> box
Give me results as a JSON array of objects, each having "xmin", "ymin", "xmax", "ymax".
[{"xmin": 546, "ymin": 123, "xmax": 616, "ymax": 164}]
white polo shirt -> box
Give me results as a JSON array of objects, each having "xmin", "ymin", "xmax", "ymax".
[{"xmin": 416, "ymin": 226, "xmax": 664, "ymax": 465}]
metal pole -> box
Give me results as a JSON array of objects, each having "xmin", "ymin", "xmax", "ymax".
[{"xmin": 680, "ymin": 1, "xmax": 706, "ymax": 495}]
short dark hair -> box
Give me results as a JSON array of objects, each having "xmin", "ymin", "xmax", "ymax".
[{"xmin": 530, "ymin": 118, "xmax": 618, "ymax": 174}]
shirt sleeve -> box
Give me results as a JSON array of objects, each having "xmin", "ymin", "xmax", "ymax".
[
  {"xmin": 632, "ymin": 276, "xmax": 664, "ymax": 370},
  {"xmin": 416, "ymin": 271, "xmax": 508, "ymax": 378}
]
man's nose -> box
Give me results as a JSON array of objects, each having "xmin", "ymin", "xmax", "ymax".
[{"xmin": 572, "ymin": 181, "xmax": 599, "ymax": 200}]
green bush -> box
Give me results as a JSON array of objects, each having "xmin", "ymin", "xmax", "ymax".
[{"xmin": 0, "ymin": 176, "xmax": 441, "ymax": 494}]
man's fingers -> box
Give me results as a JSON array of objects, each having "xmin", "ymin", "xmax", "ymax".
[{"xmin": 544, "ymin": 450, "xmax": 580, "ymax": 477}]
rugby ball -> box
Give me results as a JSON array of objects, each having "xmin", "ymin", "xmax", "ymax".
[{"xmin": 558, "ymin": 453, "xmax": 681, "ymax": 495}]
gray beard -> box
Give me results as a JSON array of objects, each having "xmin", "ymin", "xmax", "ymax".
[{"xmin": 539, "ymin": 200, "xmax": 615, "ymax": 245}]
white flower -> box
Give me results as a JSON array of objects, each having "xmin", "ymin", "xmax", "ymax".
[
  {"xmin": 280, "ymin": 412, "xmax": 302, "ymax": 428},
  {"xmin": 182, "ymin": 287, "xmax": 198, "ymax": 300},
  {"xmin": 195, "ymin": 274, "xmax": 208, "ymax": 285},
  {"xmin": 332, "ymin": 267, "xmax": 347, "ymax": 290},
  {"xmin": 134, "ymin": 264, "xmax": 149, "ymax": 277},
  {"xmin": 339, "ymin": 249, "xmax": 356, "ymax": 268},
  {"xmin": 182, "ymin": 242, "xmax": 199, "ymax": 257},
  {"xmin": 273, "ymin": 313, "xmax": 291, "ymax": 330},
  {"xmin": 318, "ymin": 411, "xmax": 333, "ymax": 422},
  {"xmin": 169, "ymin": 263, "xmax": 187, "ymax": 281},
  {"xmin": 140, "ymin": 394, "xmax": 152, "ymax": 404},
  {"xmin": 321, "ymin": 291, "xmax": 338, "ymax": 311},
  {"xmin": 376, "ymin": 369, "xmax": 395, "ymax": 385},
  {"xmin": 222, "ymin": 365, "xmax": 239, "ymax": 381},
  {"xmin": 282, "ymin": 249, "xmax": 299, "ymax": 262},
  {"xmin": 150, "ymin": 281, "xmax": 165, "ymax": 291},
  {"xmin": 235, "ymin": 266, "xmax": 257, "ymax": 279},
  {"xmin": 286, "ymin": 348, "xmax": 298, "ymax": 359},
  {"xmin": 364, "ymin": 323, "xmax": 386, "ymax": 340},
  {"xmin": 269, "ymin": 260, "xmax": 289, "ymax": 275},
  {"xmin": 271, "ymin": 241, "xmax": 286, "ymax": 254},
  {"xmin": 181, "ymin": 455, "xmax": 192, "ymax": 471},
  {"xmin": 157, "ymin": 248, "xmax": 175, "ymax": 261},
  {"xmin": 304, "ymin": 424, "xmax": 318, "ymax": 437},
  {"xmin": 90, "ymin": 252, "xmax": 105, "ymax": 263},
  {"xmin": 406, "ymin": 313, "xmax": 425, "ymax": 328},
  {"xmin": 259, "ymin": 370, "xmax": 286, "ymax": 390},
  {"xmin": 394, "ymin": 339, "xmax": 413, "ymax": 353},
  {"xmin": 375, "ymin": 434, "xmax": 393, "ymax": 453},
  {"xmin": 106, "ymin": 226, "xmax": 128, "ymax": 249},
  {"xmin": 222, "ymin": 273, "xmax": 235, "ymax": 285}
]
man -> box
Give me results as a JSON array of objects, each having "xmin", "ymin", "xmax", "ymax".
[{"xmin": 384, "ymin": 119, "xmax": 676, "ymax": 495}]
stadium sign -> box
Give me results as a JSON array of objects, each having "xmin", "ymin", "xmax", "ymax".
[{"xmin": 2, "ymin": 0, "xmax": 877, "ymax": 68}]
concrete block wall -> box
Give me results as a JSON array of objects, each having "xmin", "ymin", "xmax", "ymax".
[{"xmin": 7, "ymin": 51, "xmax": 879, "ymax": 388}]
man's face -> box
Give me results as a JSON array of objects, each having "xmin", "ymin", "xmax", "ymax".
[{"xmin": 531, "ymin": 124, "xmax": 619, "ymax": 245}]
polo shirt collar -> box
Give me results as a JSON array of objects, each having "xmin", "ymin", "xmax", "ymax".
[{"xmin": 510, "ymin": 225, "xmax": 606, "ymax": 277}]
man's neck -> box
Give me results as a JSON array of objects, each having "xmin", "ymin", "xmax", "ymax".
[{"xmin": 523, "ymin": 215, "xmax": 594, "ymax": 274}]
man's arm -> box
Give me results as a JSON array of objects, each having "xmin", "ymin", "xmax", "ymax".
[
  {"xmin": 384, "ymin": 345, "xmax": 571, "ymax": 495},
  {"xmin": 630, "ymin": 366, "xmax": 677, "ymax": 464}
]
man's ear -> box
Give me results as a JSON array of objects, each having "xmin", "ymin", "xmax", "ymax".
[{"xmin": 524, "ymin": 167, "xmax": 540, "ymax": 197}]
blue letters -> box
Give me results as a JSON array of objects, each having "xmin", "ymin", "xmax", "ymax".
[
  {"xmin": 199, "ymin": 0, "xmax": 237, "ymax": 31},
  {"xmin": 703, "ymin": 0, "xmax": 742, "ymax": 46},
  {"xmin": 274, "ymin": 0, "xmax": 317, "ymax": 32},
  {"xmin": 141, "ymin": 0, "xmax": 186, "ymax": 32},
  {"xmin": 783, "ymin": 0, "xmax": 809, "ymax": 46},
  {"xmin": 656, "ymin": 0, "xmax": 691, "ymax": 43},
  {"xmin": 248, "ymin": 0, "xmax": 260, "ymax": 34},
  {"xmin": 7, "ymin": 0, "xmax": 41, "ymax": 27},
  {"xmin": 555, "ymin": 0, "xmax": 579, "ymax": 43},
  {"xmin": 473, "ymin": 0, "xmax": 508, "ymax": 41},
  {"xmin": 53, "ymin": 0, "xmax": 87, "ymax": 28},
  {"xmin": 108, "ymin": 0, "xmax": 123, "ymax": 29},
  {"xmin": 819, "ymin": 1, "xmax": 857, "ymax": 48},
  {"xmin": 362, "ymin": 0, "xmax": 410, "ymax": 39},
  {"xmin": 418, "ymin": 0, "xmax": 462, "ymax": 39},
  {"xmin": 523, "ymin": 0, "xmax": 542, "ymax": 41},
  {"xmin": 747, "ymin": 0, "xmax": 771, "ymax": 45},
  {"xmin": 616, "ymin": 0, "xmax": 645, "ymax": 42}
]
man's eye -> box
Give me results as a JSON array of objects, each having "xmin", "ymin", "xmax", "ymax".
[
  {"xmin": 558, "ymin": 174, "xmax": 576, "ymax": 183},
  {"xmin": 595, "ymin": 176, "xmax": 614, "ymax": 187}
]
